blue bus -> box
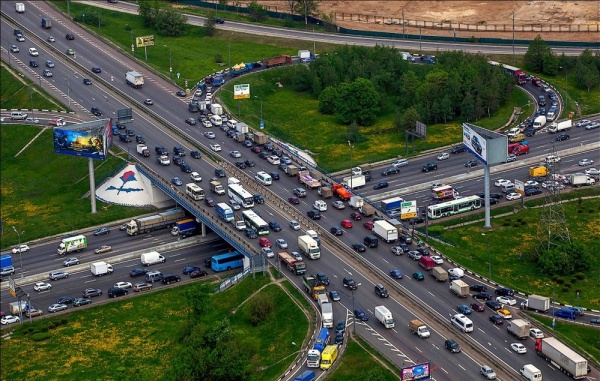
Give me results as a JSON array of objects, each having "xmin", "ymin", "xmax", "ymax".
[
  {"xmin": 313, "ymin": 327, "xmax": 330, "ymax": 353},
  {"xmin": 210, "ymin": 252, "xmax": 245, "ymax": 272}
]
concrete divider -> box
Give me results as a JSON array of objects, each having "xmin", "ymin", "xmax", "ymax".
[{"xmin": 1, "ymin": 236, "xmax": 218, "ymax": 291}]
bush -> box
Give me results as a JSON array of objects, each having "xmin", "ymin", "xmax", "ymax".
[
  {"xmin": 215, "ymin": 53, "xmax": 223, "ymax": 64},
  {"xmin": 554, "ymin": 277, "xmax": 564, "ymax": 285},
  {"xmin": 246, "ymin": 293, "xmax": 274, "ymax": 326},
  {"xmin": 31, "ymin": 332, "xmax": 51, "ymax": 342},
  {"xmin": 575, "ymin": 273, "xmax": 585, "ymax": 280},
  {"xmin": 562, "ymin": 287, "xmax": 570, "ymax": 293}
]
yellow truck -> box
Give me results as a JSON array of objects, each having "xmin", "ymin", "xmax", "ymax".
[
  {"xmin": 529, "ymin": 166, "xmax": 548, "ymax": 177},
  {"xmin": 320, "ymin": 345, "xmax": 339, "ymax": 370}
]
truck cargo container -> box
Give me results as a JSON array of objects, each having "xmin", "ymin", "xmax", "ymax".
[
  {"xmin": 317, "ymin": 186, "xmax": 332, "ymax": 199},
  {"xmin": 349, "ymin": 195, "xmax": 363, "ymax": 209},
  {"xmin": 361, "ymin": 203, "xmax": 376, "ymax": 216},
  {"xmin": 566, "ymin": 174, "xmax": 595, "ymax": 187},
  {"xmin": 170, "ymin": 218, "xmax": 196, "ymax": 236},
  {"xmin": 506, "ymin": 319, "xmax": 530, "ymax": 339},
  {"xmin": 298, "ymin": 50, "xmax": 315, "ymax": 60},
  {"xmin": 16, "ymin": 3, "xmax": 25, "ymax": 12},
  {"xmin": 126, "ymin": 209, "xmax": 185, "ymax": 235},
  {"xmin": 90, "ymin": 261, "xmax": 114, "ymax": 276},
  {"xmin": 432, "ymin": 185, "xmax": 457, "ymax": 200},
  {"xmin": 215, "ymin": 203, "xmax": 234, "ymax": 222},
  {"xmin": 278, "ymin": 251, "xmax": 306, "ymax": 275},
  {"xmin": 449, "ymin": 280, "xmax": 469, "ymax": 297},
  {"xmin": 520, "ymin": 364, "xmax": 542, "ymax": 381},
  {"xmin": 343, "ymin": 175, "xmax": 365, "ymax": 189},
  {"xmin": 375, "ymin": 305, "xmax": 395, "ymax": 328},
  {"xmin": 372, "ymin": 220, "xmax": 398, "ymax": 243},
  {"xmin": 210, "ymin": 180, "xmax": 225, "ymax": 195},
  {"xmin": 303, "ymin": 275, "xmax": 326, "ymax": 300},
  {"xmin": 125, "ymin": 71, "xmax": 144, "ymax": 88},
  {"xmin": 409, "ymin": 319, "xmax": 430, "ymax": 338},
  {"xmin": 41, "ymin": 18, "xmax": 52, "ymax": 28},
  {"xmin": 263, "ymin": 54, "xmax": 292, "ymax": 68},
  {"xmin": 520, "ymin": 295, "xmax": 550, "ymax": 313},
  {"xmin": 210, "ymin": 103, "xmax": 223, "ymax": 116},
  {"xmin": 298, "ymin": 236, "xmax": 320, "ymax": 259},
  {"xmin": 381, "ymin": 197, "xmax": 403, "ymax": 211},
  {"xmin": 535, "ymin": 337, "xmax": 588, "ymax": 379},
  {"xmin": 321, "ymin": 301, "xmax": 333, "ymax": 328},
  {"xmin": 547, "ymin": 119, "xmax": 572, "ymax": 134},
  {"xmin": 285, "ymin": 165, "xmax": 299, "ymax": 177},
  {"xmin": 313, "ymin": 327, "xmax": 330, "ymax": 355},
  {"xmin": 252, "ymin": 131, "xmax": 268, "ymax": 145},
  {"xmin": 529, "ymin": 166, "xmax": 548, "ymax": 178},
  {"xmin": 1, "ymin": 254, "xmax": 14, "ymax": 273},
  {"xmin": 9, "ymin": 301, "xmax": 30, "ymax": 315},
  {"xmin": 419, "ymin": 256, "xmax": 435, "ymax": 271},
  {"xmin": 57, "ymin": 235, "xmax": 87, "ymax": 255},
  {"xmin": 431, "ymin": 266, "xmax": 448, "ymax": 281}
]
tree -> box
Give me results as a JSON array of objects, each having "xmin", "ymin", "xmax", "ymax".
[
  {"xmin": 574, "ymin": 60, "xmax": 600, "ymax": 92},
  {"xmin": 536, "ymin": 240, "xmax": 591, "ymax": 275},
  {"xmin": 395, "ymin": 107, "xmax": 420, "ymax": 133},
  {"xmin": 524, "ymin": 35, "xmax": 552, "ymax": 73},
  {"xmin": 294, "ymin": 0, "xmax": 320, "ymax": 21},
  {"xmin": 154, "ymin": 8, "xmax": 188, "ymax": 37},
  {"xmin": 335, "ymin": 78, "xmax": 380, "ymax": 126},
  {"xmin": 461, "ymin": 93, "xmax": 476, "ymax": 121},
  {"xmin": 542, "ymin": 51, "xmax": 559, "ymax": 76},
  {"xmin": 285, "ymin": 0, "xmax": 298, "ymax": 14},
  {"xmin": 248, "ymin": 0, "xmax": 268, "ymax": 22},
  {"xmin": 318, "ymin": 86, "xmax": 338, "ymax": 114},
  {"xmin": 138, "ymin": 0, "xmax": 162, "ymax": 28},
  {"xmin": 184, "ymin": 283, "xmax": 213, "ymax": 321},
  {"xmin": 204, "ymin": 11, "xmax": 217, "ymax": 36},
  {"xmin": 246, "ymin": 294, "xmax": 275, "ymax": 326}
]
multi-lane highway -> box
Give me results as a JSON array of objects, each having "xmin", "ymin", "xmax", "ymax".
[{"xmin": 2, "ymin": 2, "xmax": 598, "ymax": 380}]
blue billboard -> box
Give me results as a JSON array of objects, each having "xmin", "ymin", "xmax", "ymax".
[
  {"xmin": 53, "ymin": 119, "xmax": 112, "ymax": 160},
  {"xmin": 401, "ymin": 362, "xmax": 431, "ymax": 381}
]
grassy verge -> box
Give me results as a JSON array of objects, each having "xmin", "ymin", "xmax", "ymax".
[
  {"xmin": 425, "ymin": 196, "xmax": 600, "ymax": 308},
  {"xmin": 0, "ymin": 276, "xmax": 312, "ymax": 380},
  {"xmin": 0, "ymin": 125, "xmax": 151, "ymax": 248},
  {"xmin": 528, "ymin": 314, "xmax": 600, "ymax": 365},
  {"xmin": 1, "ymin": 63, "xmax": 66, "ymax": 111}
]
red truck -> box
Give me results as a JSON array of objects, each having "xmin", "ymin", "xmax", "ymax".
[
  {"xmin": 512, "ymin": 144, "xmax": 529, "ymax": 156},
  {"xmin": 263, "ymin": 54, "xmax": 292, "ymax": 68},
  {"xmin": 419, "ymin": 256, "xmax": 435, "ymax": 271},
  {"xmin": 332, "ymin": 184, "xmax": 351, "ymax": 200}
]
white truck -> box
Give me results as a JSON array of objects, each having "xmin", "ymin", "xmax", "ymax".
[
  {"xmin": 349, "ymin": 195, "xmax": 363, "ymax": 209},
  {"xmin": 506, "ymin": 319, "xmax": 530, "ymax": 339},
  {"xmin": 317, "ymin": 294, "xmax": 329, "ymax": 308},
  {"xmin": 298, "ymin": 235, "xmax": 320, "ymax": 259},
  {"xmin": 90, "ymin": 261, "xmax": 114, "ymax": 277},
  {"xmin": 125, "ymin": 71, "xmax": 144, "ymax": 88},
  {"xmin": 9, "ymin": 301, "xmax": 28, "ymax": 315},
  {"xmin": 547, "ymin": 118, "xmax": 572, "ymax": 133},
  {"xmin": 306, "ymin": 230, "xmax": 320, "ymax": 246},
  {"xmin": 16, "ymin": 3, "xmax": 25, "ymax": 13},
  {"xmin": 210, "ymin": 180, "xmax": 225, "ymax": 195},
  {"xmin": 372, "ymin": 220, "xmax": 398, "ymax": 243},
  {"xmin": 535, "ymin": 337, "xmax": 588, "ymax": 379},
  {"xmin": 140, "ymin": 251, "xmax": 166, "ymax": 266},
  {"xmin": 567, "ymin": 173, "xmax": 595, "ymax": 187},
  {"xmin": 532, "ymin": 115, "xmax": 547, "ymax": 130},
  {"xmin": 234, "ymin": 215, "xmax": 247, "ymax": 230},
  {"xmin": 57, "ymin": 235, "xmax": 87, "ymax": 255},
  {"xmin": 519, "ymin": 364, "xmax": 542, "ymax": 381},
  {"xmin": 375, "ymin": 306, "xmax": 395, "ymax": 328},
  {"xmin": 409, "ymin": 319, "xmax": 430, "ymax": 338},
  {"xmin": 449, "ymin": 280, "xmax": 469, "ymax": 298},
  {"xmin": 136, "ymin": 144, "xmax": 150, "ymax": 157},
  {"xmin": 321, "ymin": 301, "xmax": 333, "ymax": 328},
  {"xmin": 343, "ymin": 175, "xmax": 365, "ymax": 189},
  {"xmin": 520, "ymin": 294, "xmax": 550, "ymax": 313},
  {"xmin": 210, "ymin": 103, "xmax": 223, "ymax": 115}
]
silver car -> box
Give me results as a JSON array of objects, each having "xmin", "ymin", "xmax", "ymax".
[
  {"xmin": 289, "ymin": 220, "xmax": 301, "ymax": 231},
  {"xmin": 332, "ymin": 201, "xmax": 345, "ymax": 210},
  {"xmin": 63, "ymin": 257, "xmax": 80, "ymax": 267},
  {"xmin": 48, "ymin": 303, "xmax": 68, "ymax": 313}
]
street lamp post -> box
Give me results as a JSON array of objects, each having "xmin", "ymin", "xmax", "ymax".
[
  {"xmin": 352, "ymin": 283, "xmax": 361, "ymax": 333},
  {"xmin": 12, "ymin": 226, "xmax": 25, "ymax": 280},
  {"xmin": 348, "ymin": 141, "xmax": 354, "ymax": 190},
  {"xmin": 255, "ymin": 96, "xmax": 263, "ymax": 128}
]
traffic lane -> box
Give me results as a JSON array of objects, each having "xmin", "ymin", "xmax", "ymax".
[{"xmin": 1, "ymin": 241, "xmax": 228, "ymax": 315}]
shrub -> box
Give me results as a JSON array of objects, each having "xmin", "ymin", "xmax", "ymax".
[
  {"xmin": 215, "ymin": 53, "xmax": 223, "ymax": 64},
  {"xmin": 575, "ymin": 273, "xmax": 585, "ymax": 280},
  {"xmin": 246, "ymin": 293, "xmax": 274, "ymax": 326},
  {"xmin": 562, "ymin": 287, "xmax": 570, "ymax": 293},
  {"xmin": 554, "ymin": 277, "xmax": 564, "ymax": 285},
  {"xmin": 32, "ymin": 332, "xmax": 51, "ymax": 342}
]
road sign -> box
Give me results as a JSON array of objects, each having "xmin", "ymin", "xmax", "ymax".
[
  {"xmin": 8, "ymin": 277, "xmax": 16, "ymax": 297},
  {"xmin": 177, "ymin": 72, "xmax": 180, "ymax": 79},
  {"xmin": 514, "ymin": 179, "xmax": 525, "ymax": 195},
  {"xmin": 400, "ymin": 200, "xmax": 417, "ymax": 220},
  {"xmin": 260, "ymin": 121, "xmax": 264, "ymax": 129},
  {"xmin": 234, "ymin": 84, "xmax": 250, "ymax": 99}
]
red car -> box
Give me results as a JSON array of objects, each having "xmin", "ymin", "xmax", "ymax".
[
  {"xmin": 470, "ymin": 302, "xmax": 485, "ymax": 312},
  {"xmin": 340, "ymin": 219, "xmax": 353, "ymax": 228},
  {"xmin": 288, "ymin": 197, "xmax": 300, "ymax": 205},
  {"xmin": 363, "ymin": 221, "xmax": 374, "ymax": 230},
  {"xmin": 350, "ymin": 212, "xmax": 362, "ymax": 221},
  {"xmin": 259, "ymin": 237, "xmax": 271, "ymax": 247}
]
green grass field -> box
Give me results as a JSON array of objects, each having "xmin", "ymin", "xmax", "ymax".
[{"xmin": 0, "ymin": 64, "xmax": 66, "ymax": 111}]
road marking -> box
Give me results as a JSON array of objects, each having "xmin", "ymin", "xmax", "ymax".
[
  {"xmin": 414, "ymin": 346, "xmax": 423, "ymax": 353},
  {"xmin": 441, "ymin": 367, "xmax": 449, "ymax": 374},
  {"xmin": 458, "ymin": 364, "xmax": 466, "ymax": 371}
]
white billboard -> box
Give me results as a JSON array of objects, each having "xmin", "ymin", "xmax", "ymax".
[{"xmin": 234, "ymin": 84, "xmax": 250, "ymax": 99}]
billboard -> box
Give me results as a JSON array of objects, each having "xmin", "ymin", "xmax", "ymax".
[
  {"xmin": 400, "ymin": 200, "xmax": 417, "ymax": 220},
  {"xmin": 135, "ymin": 35, "xmax": 155, "ymax": 47},
  {"xmin": 462, "ymin": 123, "xmax": 508, "ymax": 165},
  {"xmin": 53, "ymin": 119, "xmax": 112, "ymax": 160},
  {"xmin": 401, "ymin": 362, "xmax": 431, "ymax": 381},
  {"xmin": 234, "ymin": 84, "xmax": 250, "ymax": 99}
]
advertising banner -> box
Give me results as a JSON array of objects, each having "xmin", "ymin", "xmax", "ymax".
[
  {"xmin": 135, "ymin": 35, "xmax": 155, "ymax": 48},
  {"xmin": 53, "ymin": 119, "xmax": 111, "ymax": 160},
  {"xmin": 400, "ymin": 362, "xmax": 431, "ymax": 381},
  {"xmin": 234, "ymin": 84, "xmax": 250, "ymax": 99},
  {"xmin": 400, "ymin": 200, "xmax": 417, "ymax": 219},
  {"xmin": 462, "ymin": 123, "xmax": 508, "ymax": 165}
]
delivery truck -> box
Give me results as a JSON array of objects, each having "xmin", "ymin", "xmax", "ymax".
[
  {"xmin": 529, "ymin": 166, "xmax": 548, "ymax": 178},
  {"xmin": 547, "ymin": 118, "xmax": 572, "ymax": 134},
  {"xmin": 375, "ymin": 305, "xmax": 395, "ymax": 328},
  {"xmin": 519, "ymin": 364, "xmax": 542, "ymax": 381},
  {"xmin": 299, "ymin": 236, "xmax": 320, "ymax": 259},
  {"xmin": 140, "ymin": 251, "xmax": 166, "ymax": 266},
  {"xmin": 1, "ymin": 254, "xmax": 14, "ymax": 274},
  {"xmin": 234, "ymin": 215, "xmax": 247, "ymax": 230},
  {"xmin": 409, "ymin": 319, "xmax": 430, "ymax": 338},
  {"xmin": 419, "ymin": 256, "xmax": 435, "ymax": 271},
  {"xmin": 431, "ymin": 266, "xmax": 448, "ymax": 282},
  {"xmin": 520, "ymin": 295, "xmax": 550, "ymax": 313},
  {"xmin": 343, "ymin": 175, "xmax": 365, "ymax": 189},
  {"xmin": 41, "ymin": 18, "xmax": 52, "ymax": 28},
  {"xmin": 506, "ymin": 319, "xmax": 531, "ymax": 339},
  {"xmin": 252, "ymin": 131, "xmax": 268, "ymax": 145},
  {"xmin": 566, "ymin": 173, "xmax": 595, "ymax": 187},
  {"xmin": 170, "ymin": 218, "xmax": 196, "ymax": 236},
  {"xmin": 317, "ymin": 186, "xmax": 332, "ymax": 199},
  {"xmin": 210, "ymin": 103, "xmax": 223, "ymax": 115},
  {"xmin": 535, "ymin": 337, "xmax": 588, "ymax": 379},
  {"xmin": 136, "ymin": 144, "xmax": 150, "ymax": 157},
  {"xmin": 125, "ymin": 71, "xmax": 144, "ymax": 88},
  {"xmin": 303, "ymin": 275, "xmax": 326, "ymax": 300},
  {"xmin": 285, "ymin": 165, "xmax": 299, "ymax": 177},
  {"xmin": 57, "ymin": 235, "xmax": 87, "ymax": 255},
  {"xmin": 381, "ymin": 197, "xmax": 403, "ymax": 211},
  {"xmin": 127, "ymin": 209, "xmax": 185, "ymax": 235},
  {"xmin": 90, "ymin": 261, "xmax": 114, "ymax": 276},
  {"xmin": 449, "ymin": 280, "xmax": 469, "ymax": 297},
  {"xmin": 349, "ymin": 195, "xmax": 363, "ymax": 209},
  {"xmin": 321, "ymin": 300, "xmax": 333, "ymax": 328},
  {"xmin": 16, "ymin": 3, "xmax": 25, "ymax": 13},
  {"xmin": 9, "ymin": 301, "xmax": 30, "ymax": 315},
  {"xmin": 372, "ymin": 220, "xmax": 398, "ymax": 243},
  {"xmin": 361, "ymin": 203, "xmax": 376, "ymax": 216}
]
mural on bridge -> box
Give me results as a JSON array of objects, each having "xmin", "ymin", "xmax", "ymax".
[{"xmin": 96, "ymin": 164, "xmax": 154, "ymax": 206}]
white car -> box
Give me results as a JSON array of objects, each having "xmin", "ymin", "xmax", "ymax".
[
  {"xmin": 575, "ymin": 119, "xmax": 590, "ymax": 127},
  {"xmin": 506, "ymin": 192, "xmax": 522, "ymax": 201},
  {"xmin": 448, "ymin": 268, "xmax": 464, "ymax": 278},
  {"xmin": 530, "ymin": 328, "xmax": 544, "ymax": 339},
  {"xmin": 261, "ymin": 247, "xmax": 274, "ymax": 258},
  {"xmin": 494, "ymin": 179, "xmax": 511, "ymax": 187},
  {"xmin": 289, "ymin": 220, "xmax": 301, "ymax": 231},
  {"xmin": 228, "ymin": 199, "xmax": 241, "ymax": 210},
  {"xmin": 437, "ymin": 152, "xmax": 450, "ymax": 161},
  {"xmin": 545, "ymin": 155, "xmax": 561, "ymax": 163},
  {"xmin": 210, "ymin": 143, "xmax": 221, "ymax": 152},
  {"xmin": 585, "ymin": 121, "xmax": 600, "ymax": 130},
  {"xmin": 578, "ymin": 158, "xmax": 594, "ymax": 167},
  {"xmin": 229, "ymin": 150, "xmax": 242, "ymax": 158},
  {"xmin": 190, "ymin": 172, "xmax": 202, "ymax": 182},
  {"xmin": 29, "ymin": 47, "xmax": 39, "ymax": 56},
  {"xmin": 584, "ymin": 168, "xmax": 599, "ymax": 176},
  {"xmin": 496, "ymin": 296, "xmax": 517, "ymax": 306},
  {"xmin": 48, "ymin": 303, "xmax": 68, "ymax": 313},
  {"xmin": 204, "ymin": 131, "xmax": 216, "ymax": 139},
  {"xmin": 12, "ymin": 244, "xmax": 30, "ymax": 254},
  {"xmin": 1, "ymin": 315, "xmax": 21, "ymax": 325},
  {"xmin": 202, "ymin": 120, "xmax": 212, "ymax": 128},
  {"xmin": 291, "ymin": 252, "xmax": 302, "ymax": 261},
  {"xmin": 47, "ymin": 36, "xmax": 56, "ymax": 42},
  {"xmin": 506, "ymin": 127, "xmax": 521, "ymax": 137},
  {"xmin": 34, "ymin": 282, "xmax": 52, "ymax": 292},
  {"xmin": 276, "ymin": 239, "xmax": 288, "ymax": 249},
  {"xmin": 114, "ymin": 281, "xmax": 133, "ymax": 289},
  {"xmin": 431, "ymin": 256, "xmax": 444, "ymax": 265},
  {"xmin": 510, "ymin": 343, "xmax": 527, "ymax": 354},
  {"xmin": 524, "ymin": 180, "xmax": 539, "ymax": 187},
  {"xmin": 267, "ymin": 155, "xmax": 280, "ymax": 165},
  {"xmin": 352, "ymin": 167, "xmax": 362, "ymax": 176}
]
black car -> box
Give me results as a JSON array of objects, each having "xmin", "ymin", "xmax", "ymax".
[
  {"xmin": 56, "ymin": 296, "xmax": 75, "ymax": 304},
  {"xmin": 253, "ymin": 194, "xmax": 265, "ymax": 204},
  {"xmin": 215, "ymin": 17, "xmax": 225, "ymax": 24},
  {"xmin": 409, "ymin": 216, "xmax": 425, "ymax": 225},
  {"xmin": 375, "ymin": 283, "xmax": 389, "ymax": 298},
  {"xmin": 354, "ymin": 308, "xmax": 369, "ymax": 321},
  {"xmin": 473, "ymin": 292, "xmax": 493, "ymax": 300},
  {"xmin": 555, "ymin": 133, "xmax": 570, "ymax": 141},
  {"xmin": 381, "ymin": 167, "xmax": 400, "ymax": 176},
  {"xmin": 91, "ymin": 66, "xmax": 102, "ymax": 73},
  {"xmin": 524, "ymin": 128, "xmax": 536, "ymax": 137},
  {"xmin": 176, "ymin": 90, "xmax": 186, "ymax": 97},
  {"xmin": 235, "ymin": 161, "xmax": 247, "ymax": 169},
  {"xmin": 190, "ymin": 151, "xmax": 201, "ymax": 159},
  {"xmin": 451, "ymin": 145, "xmax": 466, "ymax": 154},
  {"xmin": 525, "ymin": 188, "xmax": 542, "ymax": 196},
  {"xmin": 83, "ymin": 78, "xmax": 92, "ymax": 85},
  {"xmin": 214, "ymin": 168, "xmax": 226, "ymax": 178},
  {"xmin": 245, "ymin": 228, "xmax": 257, "ymax": 239},
  {"xmin": 399, "ymin": 235, "xmax": 412, "ymax": 245},
  {"xmin": 465, "ymin": 159, "xmax": 479, "ymax": 168},
  {"xmin": 417, "ymin": 247, "xmax": 430, "ymax": 256},
  {"xmin": 373, "ymin": 181, "xmax": 389, "ymax": 190},
  {"xmin": 242, "ymin": 140, "xmax": 253, "ymax": 148},
  {"xmin": 135, "ymin": 135, "xmax": 145, "ymax": 144},
  {"xmin": 307, "ymin": 210, "xmax": 321, "ymax": 220},
  {"xmin": 495, "ymin": 287, "xmax": 514, "ymax": 296},
  {"xmin": 155, "ymin": 146, "xmax": 168, "ymax": 156},
  {"xmin": 82, "ymin": 288, "xmax": 102, "ymax": 298},
  {"xmin": 258, "ymin": 151, "xmax": 269, "ymax": 159},
  {"xmin": 330, "ymin": 226, "xmax": 343, "ymax": 236},
  {"xmin": 352, "ymin": 243, "xmax": 366, "ymax": 252},
  {"xmin": 66, "ymin": 33, "xmax": 75, "ymax": 40},
  {"xmin": 174, "ymin": 146, "xmax": 186, "ymax": 156},
  {"xmin": 316, "ymin": 272, "xmax": 330, "ymax": 286},
  {"xmin": 335, "ymin": 332, "xmax": 344, "ymax": 345},
  {"xmin": 91, "ymin": 107, "xmax": 102, "ymax": 116},
  {"xmin": 129, "ymin": 268, "xmax": 148, "ymax": 278},
  {"xmin": 29, "ymin": 60, "xmax": 39, "ymax": 67},
  {"xmin": 119, "ymin": 134, "xmax": 132, "ymax": 143},
  {"xmin": 445, "ymin": 339, "xmax": 461, "ymax": 353},
  {"xmin": 245, "ymin": 159, "xmax": 255, "ymax": 167},
  {"xmin": 268, "ymin": 221, "xmax": 282, "ymax": 232},
  {"xmin": 470, "ymin": 284, "xmax": 487, "ymax": 292},
  {"xmin": 204, "ymin": 197, "xmax": 216, "ymax": 207},
  {"xmin": 422, "ymin": 162, "xmax": 438, "ymax": 172},
  {"xmin": 343, "ymin": 277, "xmax": 358, "ymax": 290},
  {"xmin": 183, "ymin": 266, "xmax": 201, "ymax": 275},
  {"xmin": 108, "ymin": 287, "xmax": 128, "ymax": 298},
  {"xmin": 126, "ymin": 129, "xmax": 135, "ymax": 137},
  {"xmin": 485, "ymin": 300, "xmax": 503, "ymax": 311},
  {"xmin": 180, "ymin": 163, "xmax": 192, "ymax": 173},
  {"xmin": 269, "ymin": 172, "xmax": 280, "ymax": 180},
  {"xmin": 173, "ymin": 156, "xmax": 183, "ymax": 166},
  {"xmin": 93, "ymin": 227, "xmax": 110, "ymax": 236},
  {"xmin": 364, "ymin": 174, "xmax": 373, "ymax": 182},
  {"xmin": 489, "ymin": 314, "xmax": 504, "ymax": 325},
  {"xmin": 161, "ymin": 274, "xmax": 181, "ymax": 284}
]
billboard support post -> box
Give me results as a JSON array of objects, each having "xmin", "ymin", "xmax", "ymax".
[
  {"xmin": 484, "ymin": 165, "xmax": 491, "ymax": 228},
  {"xmin": 89, "ymin": 158, "xmax": 97, "ymax": 214}
]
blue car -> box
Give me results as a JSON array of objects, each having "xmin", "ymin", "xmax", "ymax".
[
  {"xmin": 457, "ymin": 305, "xmax": 472, "ymax": 315},
  {"xmin": 374, "ymin": 181, "xmax": 389, "ymax": 190},
  {"xmin": 171, "ymin": 177, "xmax": 183, "ymax": 186},
  {"xmin": 390, "ymin": 269, "xmax": 403, "ymax": 279},
  {"xmin": 354, "ymin": 308, "xmax": 369, "ymax": 321}
]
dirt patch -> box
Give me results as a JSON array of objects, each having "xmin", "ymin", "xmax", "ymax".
[{"xmin": 255, "ymin": 1, "xmax": 599, "ymax": 42}]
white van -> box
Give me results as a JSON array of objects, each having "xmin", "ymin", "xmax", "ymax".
[
  {"xmin": 520, "ymin": 364, "xmax": 542, "ymax": 381},
  {"xmin": 255, "ymin": 171, "xmax": 272, "ymax": 186},
  {"xmin": 226, "ymin": 119, "xmax": 238, "ymax": 130},
  {"xmin": 228, "ymin": 177, "xmax": 241, "ymax": 186},
  {"xmin": 209, "ymin": 115, "xmax": 222, "ymax": 126},
  {"xmin": 10, "ymin": 111, "xmax": 28, "ymax": 120},
  {"xmin": 313, "ymin": 200, "xmax": 327, "ymax": 212},
  {"xmin": 145, "ymin": 270, "xmax": 163, "ymax": 283},
  {"xmin": 451, "ymin": 314, "xmax": 473, "ymax": 332}
]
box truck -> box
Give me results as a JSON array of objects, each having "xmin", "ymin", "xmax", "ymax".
[
  {"xmin": 431, "ymin": 266, "xmax": 448, "ymax": 282},
  {"xmin": 547, "ymin": 119, "xmax": 572, "ymax": 134},
  {"xmin": 506, "ymin": 319, "xmax": 530, "ymax": 339},
  {"xmin": 298, "ymin": 236, "xmax": 320, "ymax": 259},
  {"xmin": 409, "ymin": 319, "xmax": 430, "ymax": 338},
  {"xmin": 419, "ymin": 256, "xmax": 435, "ymax": 271},
  {"xmin": 90, "ymin": 261, "xmax": 114, "ymax": 276},
  {"xmin": 375, "ymin": 306, "xmax": 395, "ymax": 328},
  {"xmin": 16, "ymin": 3, "xmax": 25, "ymax": 12},
  {"xmin": 126, "ymin": 209, "xmax": 185, "ymax": 235},
  {"xmin": 125, "ymin": 71, "xmax": 144, "ymax": 88},
  {"xmin": 535, "ymin": 337, "xmax": 588, "ymax": 379},
  {"xmin": 449, "ymin": 280, "xmax": 469, "ymax": 297},
  {"xmin": 321, "ymin": 301, "xmax": 333, "ymax": 328},
  {"xmin": 372, "ymin": 220, "xmax": 398, "ymax": 243},
  {"xmin": 520, "ymin": 364, "xmax": 542, "ymax": 381},
  {"xmin": 57, "ymin": 235, "xmax": 87, "ymax": 255},
  {"xmin": 520, "ymin": 295, "xmax": 550, "ymax": 313}
]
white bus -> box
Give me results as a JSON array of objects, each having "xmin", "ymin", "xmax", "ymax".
[
  {"xmin": 186, "ymin": 183, "xmax": 205, "ymax": 201},
  {"xmin": 255, "ymin": 171, "xmax": 272, "ymax": 186},
  {"xmin": 427, "ymin": 195, "xmax": 482, "ymax": 219},
  {"xmin": 228, "ymin": 183, "xmax": 254, "ymax": 208},
  {"xmin": 242, "ymin": 210, "xmax": 269, "ymax": 235}
]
